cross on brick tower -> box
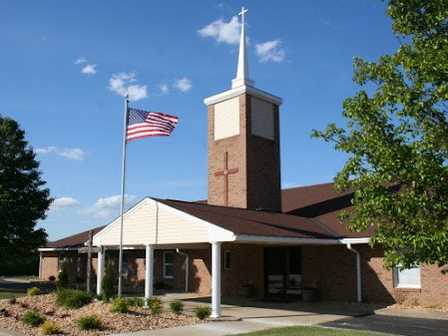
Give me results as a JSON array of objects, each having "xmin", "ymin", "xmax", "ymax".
[{"xmin": 214, "ymin": 152, "xmax": 239, "ymax": 206}]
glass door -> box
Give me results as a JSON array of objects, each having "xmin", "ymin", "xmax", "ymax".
[{"xmin": 264, "ymin": 247, "xmax": 302, "ymax": 299}]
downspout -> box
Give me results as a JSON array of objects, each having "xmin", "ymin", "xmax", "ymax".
[
  {"xmin": 346, "ymin": 243, "xmax": 362, "ymax": 303},
  {"xmin": 176, "ymin": 249, "xmax": 189, "ymax": 293}
]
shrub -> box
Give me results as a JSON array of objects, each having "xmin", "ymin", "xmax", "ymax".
[
  {"xmin": 126, "ymin": 297, "xmax": 144, "ymax": 307},
  {"xmin": 101, "ymin": 264, "xmax": 115, "ymax": 300},
  {"xmin": 57, "ymin": 264, "xmax": 69, "ymax": 289},
  {"xmin": 41, "ymin": 321, "xmax": 61, "ymax": 335},
  {"xmin": 56, "ymin": 289, "xmax": 93, "ymax": 309},
  {"xmin": 110, "ymin": 298, "xmax": 128, "ymax": 313},
  {"xmin": 146, "ymin": 296, "xmax": 161, "ymax": 308},
  {"xmin": 146, "ymin": 297, "xmax": 162, "ymax": 315},
  {"xmin": 22, "ymin": 310, "xmax": 45, "ymax": 327},
  {"xmin": 169, "ymin": 300, "xmax": 184, "ymax": 315},
  {"xmin": 194, "ymin": 306, "xmax": 211, "ymax": 320},
  {"xmin": 27, "ymin": 287, "xmax": 41, "ymax": 296},
  {"xmin": 77, "ymin": 315, "xmax": 102, "ymax": 330}
]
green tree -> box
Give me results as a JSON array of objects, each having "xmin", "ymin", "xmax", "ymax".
[
  {"xmin": 57, "ymin": 261, "xmax": 70, "ymax": 289},
  {"xmin": 0, "ymin": 116, "xmax": 51, "ymax": 275},
  {"xmin": 101, "ymin": 264, "xmax": 115, "ymax": 300},
  {"xmin": 313, "ymin": 0, "xmax": 448, "ymax": 269}
]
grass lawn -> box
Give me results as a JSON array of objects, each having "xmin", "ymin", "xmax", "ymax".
[{"xmin": 231, "ymin": 326, "xmax": 396, "ymax": 336}]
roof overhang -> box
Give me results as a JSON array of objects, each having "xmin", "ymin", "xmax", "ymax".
[
  {"xmin": 204, "ymin": 85, "xmax": 282, "ymax": 106},
  {"xmin": 235, "ymin": 235, "xmax": 370, "ymax": 245},
  {"xmin": 38, "ymin": 247, "xmax": 80, "ymax": 252}
]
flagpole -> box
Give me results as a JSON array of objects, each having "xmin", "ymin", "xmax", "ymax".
[{"xmin": 117, "ymin": 95, "xmax": 129, "ymax": 297}]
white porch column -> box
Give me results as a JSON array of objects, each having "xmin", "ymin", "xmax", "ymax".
[
  {"xmin": 211, "ymin": 241, "xmax": 222, "ymax": 318},
  {"xmin": 38, "ymin": 252, "xmax": 43, "ymax": 280},
  {"xmin": 96, "ymin": 247, "xmax": 105, "ymax": 296},
  {"xmin": 145, "ymin": 244, "xmax": 155, "ymax": 300}
]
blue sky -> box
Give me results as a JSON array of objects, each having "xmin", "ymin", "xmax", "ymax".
[{"xmin": 0, "ymin": 0, "xmax": 399, "ymax": 240}]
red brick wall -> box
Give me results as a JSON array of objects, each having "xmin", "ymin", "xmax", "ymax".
[
  {"xmin": 40, "ymin": 245, "xmax": 446, "ymax": 307},
  {"xmin": 40, "ymin": 254, "xmax": 59, "ymax": 281},
  {"xmin": 208, "ymin": 94, "xmax": 282, "ymax": 211},
  {"xmin": 188, "ymin": 248, "xmax": 211, "ymax": 295},
  {"xmin": 221, "ymin": 243, "xmax": 264, "ymax": 297},
  {"xmin": 302, "ymin": 244, "xmax": 448, "ymax": 306},
  {"xmin": 359, "ymin": 245, "xmax": 448, "ymax": 306}
]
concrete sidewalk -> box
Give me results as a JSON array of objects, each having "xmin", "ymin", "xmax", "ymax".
[
  {"xmin": 112, "ymin": 301, "xmax": 374, "ymax": 336},
  {"xmin": 111, "ymin": 300, "xmax": 448, "ymax": 336}
]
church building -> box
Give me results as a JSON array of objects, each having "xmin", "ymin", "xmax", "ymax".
[{"xmin": 38, "ymin": 9, "xmax": 447, "ymax": 318}]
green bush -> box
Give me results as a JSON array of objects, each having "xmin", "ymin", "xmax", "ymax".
[
  {"xmin": 101, "ymin": 264, "xmax": 115, "ymax": 300},
  {"xmin": 40, "ymin": 321, "xmax": 61, "ymax": 335},
  {"xmin": 146, "ymin": 297, "xmax": 162, "ymax": 315},
  {"xmin": 194, "ymin": 306, "xmax": 211, "ymax": 320},
  {"xmin": 126, "ymin": 297, "xmax": 144, "ymax": 307},
  {"xmin": 77, "ymin": 315, "xmax": 102, "ymax": 330},
  {"xmin": 110, "ymin": 298, "xmax": 128, "ymax": 313},
  {"xmin": 27, "ymin": 287, "xmax": 41, "ymax": 296},
  {"xmin": 56, "ymin": 289, "xmax": 93, "ymax": 309},
  {"xmin": 22, "ymin": 310, "xmax": 45, "ymax": 327},
  {"xmin": 57, "ymin": 264, "xmax": 69, "ymax": 289},
  {"xmin": 169, "ymin": 300, "xmax": 184, "ymax": 315},
  {"xmin": 146, "ymin": 296, "xmax": 161, "ymax": 308}
]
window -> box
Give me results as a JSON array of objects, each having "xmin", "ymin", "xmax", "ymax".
[
  {"xmin": 122, "ymin": 258, "xmax": 129, "ymax": 279},
  {"xmin": 163, "ymin": 251, "xmax": 174, "ymax": 279},
  {"xmin": 394, "ymin": 265, "xmax": 421, "ymax": 289},
  {"xmin": 224, "ymin": 251, "xmax": 231, "ymax": 270}
]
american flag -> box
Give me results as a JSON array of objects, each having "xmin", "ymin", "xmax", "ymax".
[{"xmin": 126, "ymin": 108, "xmax": 179, "ymax": 142}]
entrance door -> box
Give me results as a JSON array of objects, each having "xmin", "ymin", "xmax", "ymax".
[{"xmin": 264, "ymin": 247, "xmax": 302, "ymax": 299}]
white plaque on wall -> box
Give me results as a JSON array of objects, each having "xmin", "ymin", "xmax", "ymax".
[{"xmin": 214, "ymin": 97, "xmax": 240, "ymax": 141}]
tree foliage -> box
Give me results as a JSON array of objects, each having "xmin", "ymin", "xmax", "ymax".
[
  {"xmin": 313, "ymin": 0, "xmax": 448, "ymax": 268},
  {"xmin": 0, "ymin": 116, "xmax": 51, "ymax": 274}
]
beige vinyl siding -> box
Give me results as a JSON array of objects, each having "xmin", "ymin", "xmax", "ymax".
[{"xmin": 93, "ymin": 198, "xmax": 213, "ymax": 246}]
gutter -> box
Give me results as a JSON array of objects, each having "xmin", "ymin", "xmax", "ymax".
[
  {"xmin": 38, "ymin": 247, "xmax": 80, "ymax": 252},
  {"xmin": 346, "ymin": 243, "xmax": 362, "ymax": 303},
  {"xmin": 235, "ymin": 235, "xmax": 370, "ymax": 245}
]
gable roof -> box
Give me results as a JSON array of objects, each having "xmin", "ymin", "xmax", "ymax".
[
  {"xmin": 44, "ymin": 182, "xmax": 368, "ymax": 249},
  {"xmin": 156, "ymin": 198, "xmax": 339, "ymax": 240},
  {"xmin": 282, "ymin": 182, "xmax": 371, "ymax": 238}
]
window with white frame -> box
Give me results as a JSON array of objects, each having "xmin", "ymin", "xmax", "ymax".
[
  {"xmin": 393, "ymin": 265, "xmax": 421, "ymax": 288},
  {"xmin": 163, "ymin": 251, "xmax": 174, "ymax": 279}
]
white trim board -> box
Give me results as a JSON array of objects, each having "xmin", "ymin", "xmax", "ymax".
[{"xmin": 204, "ymin": 85, "xmax": 282, "ymax": 106}]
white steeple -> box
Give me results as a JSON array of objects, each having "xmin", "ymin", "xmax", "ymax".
[
  {"xmin": 204, "ymin": 6, "xmax": 282, "ymax": 107},
  {"xmin": 231, "ymin": 6, "xmax": 254, "ymax": 88}
]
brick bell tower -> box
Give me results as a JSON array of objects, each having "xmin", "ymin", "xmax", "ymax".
[{"xmin": 204, "ymin": 7, "xmax": 283, "ymax": 211}]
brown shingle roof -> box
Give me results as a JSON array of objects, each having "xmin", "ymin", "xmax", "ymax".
[
  {"xmin": 156, "ymin": 198, "xmax": 339, "ymax": 239},
  {"xmin": 46, "ymin": 182, "xmax": 370, "ymax": 248},
  {"xmin": 282, "ymin": 182, "xmax": 372, "ymax": 238},
  {"xmin": 46, "ymin": 226, "xmax": 106, "ymax": 249}
]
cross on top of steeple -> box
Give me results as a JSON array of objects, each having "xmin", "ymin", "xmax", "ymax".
[
  {"xmin": 239, "ymin": 6, "xmax": 248, "ymax": 23},
  {"xmin": 232, "ymin": 6, "xmax": 254, "ymax": 89}
]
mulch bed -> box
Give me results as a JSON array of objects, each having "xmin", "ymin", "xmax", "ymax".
[{"xmin": 0, "ymin": 294, "xmax": 202, "ymax": 335}]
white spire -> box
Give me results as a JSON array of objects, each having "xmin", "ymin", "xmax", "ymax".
[{"xmin": 231, "ymin": 6, "xmax": 254, "ymax": 89}]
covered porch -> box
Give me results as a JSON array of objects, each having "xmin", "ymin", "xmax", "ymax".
[{"xmin": 92, "ymin": 197, "xmax": 368, "ymax": 318}]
